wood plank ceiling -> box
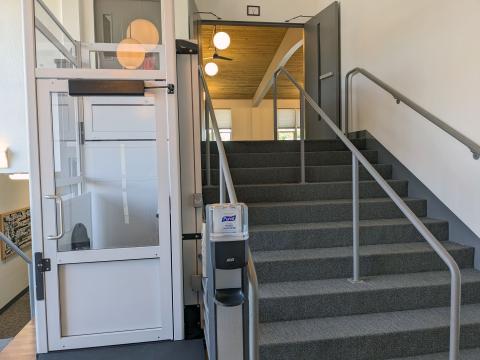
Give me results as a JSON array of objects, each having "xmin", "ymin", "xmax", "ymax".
[{"xmin": 200, "ymin": 25, "xmax": 304, "ymax": 100}]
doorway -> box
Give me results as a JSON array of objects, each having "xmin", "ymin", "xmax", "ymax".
[
  {"xmin": 198, "ymin": 22, "xmax": 305, "ymax": 141},
  {"xmin": 36, "ymin": 79, "xmax": 173, "ymax": 350}
]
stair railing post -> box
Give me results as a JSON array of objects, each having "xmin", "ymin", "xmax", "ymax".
[
  {"xmin": 205, "ymin": 96, "xmax": 212, "ymax": 186},
  {"xmin": 449, "ymin": 264, "xmax": 461, "ymax": 360},
  {"xmin": 300, "ymin": 94, "xmax": 306, "ymax": 184},
  {"xmin": 351, "ymin": 153, "xmax": 360, "ymax": 282},
  {"xmin": 273, "ymin": 73, "xmax": 278, "ymax": 141}
]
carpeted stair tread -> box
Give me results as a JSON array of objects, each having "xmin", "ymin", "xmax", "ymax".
[
  {"xmin": 258, "ymin": 269, "xmax": 480, "ymax": 322},
  {"xmin": 248, "ymin": 197, "xmax": 422, "ymax": 208},
  {"xmin": 259, "ymin": 269, "xmax": 480, "ymax": 299},
  {"xmin": 389, "ymin": 347, "xmax": 480, "ymax": 359},
  {"xmin": 202, "ymin": 163, "xmax": 393, "ymax": 185},
  {"xmin": 203, "ymin": 180, "xmax": 408, "ymax": 203},
  {"xmin": 206, "ymin": 179, "xmax": 407, "ymax": 190},
  {"xmin": 253, "ymin": 241, "xmax": 470, "ymax": 263},
  {"xmin": 202, "ymin": 139, "xmax": 367, "ymax": 154},
  {"xmin": 248, "ymin": 197, "xmax": 427, "ymax": 225},
  {"xmin": 249, "ymin": 217, "xmax": 449, "ymax": 252},
  {"xmin": 202, "ymin": 149, "xmax": 378, "ymax": 168},
  {"xmin": 259, "ymin": 304, "xmax": 480, "ymax": 359},
  {"xmin": 250, "ymin": 217, "xmax": 446, "ymax": 233}
]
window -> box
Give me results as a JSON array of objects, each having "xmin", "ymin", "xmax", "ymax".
[
  {"xmin": 208, "ymin": 109, "xmax": 232, "ymax": 141},
  {"xmin": 277, "ymin": 109, "xmax": 300, "ymax": 140}
]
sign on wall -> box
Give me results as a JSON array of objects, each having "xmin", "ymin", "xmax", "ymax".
[{"xmin": 0, "ymin": 207, "xmax": 31, "ymax": 261}]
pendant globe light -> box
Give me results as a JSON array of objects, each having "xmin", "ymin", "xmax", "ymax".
[
  {"xmin": 126, "ymin": 19, "xmax": 160, "ymax": 50},
  {"xmin": 116, "ymin": 38, "xmax": 146, "ymax": 70},
  {"xmin": 205, "ymin": 62, "xmax": 219, "ymax": 77},
  {"xmin": 213, "ymin": 31, "xmax": 230, "ymax": 50}
]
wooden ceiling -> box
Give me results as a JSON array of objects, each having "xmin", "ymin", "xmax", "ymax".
[{"xmin": 200, "ymin": 25, "xmax": 304, "ymax": 100}]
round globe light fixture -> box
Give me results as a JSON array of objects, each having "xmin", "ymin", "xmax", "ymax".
[
  {"xmin": 116, "ymin": 38, "xmax": 146, "ymax": 70},
  {"xmin": 127, "ymin": 19, "xmax": 160, "ymax": 50},
  {"xmin": 213, "ymin": 31, "xmax": 230, "ymax": 50},
  {"xmin": 205, "ymin": 62, "xmax": 219, "ymax": 77}
]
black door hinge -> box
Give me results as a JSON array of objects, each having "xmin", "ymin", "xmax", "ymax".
[
  {"xmin": 35, "ymin": 252, "xmax": 50, "ymax": 301},
  {"xmin": 37, "ymin": 258, "xmax": 51, "ymax": 273},
  {"xmin": 182, "ymin": 233, "xmax": 202, "ymax": 241}
]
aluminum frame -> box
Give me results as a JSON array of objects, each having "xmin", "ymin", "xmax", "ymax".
[{"xmin": 22, "ymin": 0, "xmax": 184, "ymax": 352}]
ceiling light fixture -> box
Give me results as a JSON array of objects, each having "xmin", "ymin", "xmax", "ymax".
[
  {"xmin": 126, "ymin": 19, "xmax": 160, "ymax": 50},
  {"xmin": 205, "ymin": 62, "xmax": 219, "ymax": 77},
  {"xmin": 213, "ymin": 31, "xmax": 231, "ymax": 50},
  {"xmin": 116, "ymin": 38, "xmax": 146, "ymax": 70}
]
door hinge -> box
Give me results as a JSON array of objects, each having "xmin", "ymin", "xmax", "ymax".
[
  {"xmin": 193, "ymin": 193, "xmax": 203, "ymax": 208},
  {"xmin": 34, "ymin": 252, "xmax": 50, "ymax": 301},
  {"xmin": 183, "ymin": 233, "xmax": 202, "ymax": 241},
  {"xmin": 191, "ymin": 275, "xmax": 202, "ymax": 292},
  {"xmin": 79, "ymin": 122, "xmax": 85, "ymax": 144},
  {"xmin": 36, "ymin": 256, "xmax": 51, "ymax": 273}
]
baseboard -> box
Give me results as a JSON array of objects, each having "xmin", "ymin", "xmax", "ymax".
[
  {"xmin": 0, "ymin": 287, "xmax": 29, "ymax": 316},
  {"xmin": 353, "ymin": 130, "xmax": 480, "ymax": 269}
]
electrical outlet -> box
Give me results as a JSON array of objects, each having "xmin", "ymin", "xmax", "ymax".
[{"xmin": 247, "ymin": 5, "xmax": 260, "ymax": 16}]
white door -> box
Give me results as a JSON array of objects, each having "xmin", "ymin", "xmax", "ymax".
[{"xmin": 37, "ymin": 79, "xmax": 173, "ymax": 351}]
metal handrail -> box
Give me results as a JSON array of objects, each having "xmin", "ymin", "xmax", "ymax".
[
  {"xmin": 0, "ymin": 232, "xmax": 35, "ymax": 319},
  {"xmin": 247, "ymin": 248, "xmax": 259, "ymax": 360},
  {"xmin": 273, "ymin": 66, "xmax": 461, "ymax": 360},
  {"xmin": 345, "ymin": 67, "xmax": 480, "ymax": 160},
  {"xmin": 36, "ymin": 0, "xmax": 78, "ymax": 46},
  {"xmin": 199, "ymin": 66, "xmax": 259, "ymax": 360}
]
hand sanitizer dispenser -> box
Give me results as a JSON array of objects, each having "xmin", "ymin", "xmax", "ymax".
[{"xmin": 204, "ymin": 203, "xmax": 249, "ymax": 360}]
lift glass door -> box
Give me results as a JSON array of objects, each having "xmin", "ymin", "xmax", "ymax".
[{"xmin": 37, "ymin": 79, "xmax": 173, "ymax": 351}]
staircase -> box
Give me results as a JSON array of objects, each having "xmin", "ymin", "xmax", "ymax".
[{"xmin": 202, "ymin": 139, "xmax": 480, "ymax": 360}]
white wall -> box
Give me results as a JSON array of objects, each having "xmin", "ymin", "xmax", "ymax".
[
  {"xmin": 175, "ymin": 0, "xmax": 190, "ymax": 39},
  {"xmin": 0, "ymin": 0, "xmax": 28, "ymax": 174},
  {"xmin": 0, "ymin": 175, "xmax": 31, "ymax": 309},
  {"xmin": 320, "ymin": 0, "xmax": 480, "ymax": 237},
  {"xmin": 195, "ymin": 0, "xmax": 324, "ymax": 23},
  {"xmin": 213, "ymin": 99, "xmax": 299, "ymax": 140}
]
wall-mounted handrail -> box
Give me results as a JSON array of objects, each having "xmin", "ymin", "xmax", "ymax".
[
  {"xmin": 199, "ymin": 66, "xmax": 258, "ymax": 360},
  {"xmin": 345, "ymin": 67, "xmax": 480, "ymax": 160},
  {"xmin": 273, "ymin": 66, "xmax": 461, "ymax": 360},
  {"xmin": 0, "ymin": 232, "xmax": 35, "ymax": 320}
]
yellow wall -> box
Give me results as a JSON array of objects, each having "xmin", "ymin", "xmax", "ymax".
[{"xmin": 212, "ymin": 99, "xmax": 300, "ymax": 141}]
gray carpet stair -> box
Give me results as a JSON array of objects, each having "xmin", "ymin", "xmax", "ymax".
[
  {"xmin": 389, "ymin": 348, "xmax": 480, "ymax": 359},
  {"xmin": 202, "ymin": 139, "xmax": 480, "ymax": 359}
]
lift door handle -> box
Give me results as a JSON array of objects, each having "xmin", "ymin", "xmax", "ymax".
[{"xmin": 45, "ymin": 195, "xmax": 64, "ymax": 240}]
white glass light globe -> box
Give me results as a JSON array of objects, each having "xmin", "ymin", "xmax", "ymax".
[
  {"xmin": 127, "ymin": 19, "xmax": 160, "ymax": 50},
  {"xmin": 213, "ymin": 32, "xmax": 231, "ymax": 50},
  {"xmin": 117, "ymin": 38, "xmax": 145, "ymax": 69},
  {"xmin": 205, "ymin": 62, "xmax": 219, "ymax": 77}
]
